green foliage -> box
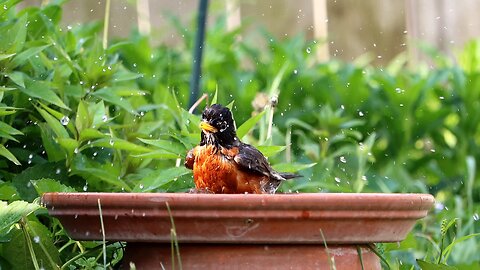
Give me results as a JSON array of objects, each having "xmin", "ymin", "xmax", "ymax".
[{"xmin": 0, "ymin": 1, "xmax": 479, "ymax": 269}]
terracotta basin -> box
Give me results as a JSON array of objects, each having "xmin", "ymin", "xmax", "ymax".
[{"xmin": 42, "ymin": 193, "xmax": 434, "ymax": 269}]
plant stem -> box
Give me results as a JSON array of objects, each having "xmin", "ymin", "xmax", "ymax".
[
  {"xmin": 367, "ymin": 244, "xmax": 391, "ymax": 270},
  {"xmin": 103, "ymin": 0, "xmax": 111, "ymax": 49},
  {"xmin": 98, "ymin": 198, "xmax": 107, "ymax": 269},
  {"xmin": 356, "ymin": 245, "xmax": 365, "ymax": 270},
  {"xmin": 166, "ymin": 202, "xmax": 182, "ymax": 270},
  {"xmin": 61, "ymin": 244, "xmax": 106, "ymax": 270},
  {"xmin": 25, "ymin": 220, "xmax": 59, "ymax": 269},
  {"xmin": 320, "ymin": 229, "xmax": 335, "ymax": 270},
  {"xmin": 20, "ymin": 219, "xmax": 40, "ymax": 270}
]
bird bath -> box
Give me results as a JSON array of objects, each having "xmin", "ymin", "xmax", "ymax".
[{"xmin": 41, "ymin": 192, "xmax": 434, "ymax": 269}]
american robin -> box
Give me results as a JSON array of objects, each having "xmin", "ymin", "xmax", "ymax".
[{"xmin": 185, "ymin": 104, "xmax": 300, "ymax": 194}]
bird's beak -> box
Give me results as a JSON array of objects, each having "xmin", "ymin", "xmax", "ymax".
[{"xmin": 200, "ymin": 121, "xmax": 218, "ymax": 133}]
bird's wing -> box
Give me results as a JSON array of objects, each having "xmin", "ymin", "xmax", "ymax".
[{"xmin": 232, "ymin": 143, "xmax": 272, "ymax": 177}]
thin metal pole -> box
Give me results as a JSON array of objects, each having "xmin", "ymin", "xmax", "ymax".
[{"xmin": 189, "ymin": 0, "xmax": 209, "ymax": 109}]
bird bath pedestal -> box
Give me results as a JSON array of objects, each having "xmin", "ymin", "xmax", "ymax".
[{"xmin": 41, "ymin": 193, "xmax": 434, "ymax": 269}]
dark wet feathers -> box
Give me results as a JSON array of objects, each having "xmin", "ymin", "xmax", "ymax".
[{"xmin": 233, "ymin": 143, "xmax": 271, "ymax": 177}]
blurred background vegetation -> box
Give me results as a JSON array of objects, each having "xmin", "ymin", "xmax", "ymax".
[{"xmin": 0, "ymin": 0, "xmax": 479, "ymax": 269}]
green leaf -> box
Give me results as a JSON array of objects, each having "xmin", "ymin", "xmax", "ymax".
[
  {"xmin": 0, "ymin": 53, "xmax": 16, "ymax": 61},
  {"xmin": 138, "ymin": 138, "xmax": 186, "ymax": 154},
  {"xmin": 0, "ymin": 14, "xmax": 27, "ymax": 53},
  {"xmin": 112, "ymin": 69, "xmax": 143, "ymax": 82},
  {"xmin": 38, "ymin": 123, "xmax": 65, "ymax": 162},
  {"xmin": 0, "ymin": 86, "xmax": 15, "ymax": 103},
  {"xmin": 0, "ymin": 183, "xmax": 20, "ymax": 201},
  {"xmin": 417, "ymin": 260, "xmax": 458, "ymax": 270},
  {"xmin": 384, "ymin": 231, "xmax": 418, "ymax": 251},
  {"xmin": 113, "ymin": 88, "xmax": 148, "ymax": 97},
  {"xmin": 237, "ymin": 111, "xmax": 266, "ymax": 139},
  {"xmin": 90, "ymin": 100, "xmax": 108, "ymax": 128},
  {"xmin": 211, "ymin": 87, "xmax": 218, "ymax": 105},
  {"xmin": 31, "ymin": 178, "xmax": 76, "ymax": 195},
  {"xmin": 22, "ymin": 78, "xmax": 69, "ymax": 109},
  {"xmin": 0, "ymin": 144, "xmax": 21, "ymax": 165},
  {"xmin": 2, "ymin": 220, "xmax": 61, "ymax": 270},
  {"xmin": 132, "ymin": 150, "xmax": 180, "ymax": 159},
  {"xmin": 226, "ymin": 100, "xmax": 235, "ymax": 110},
  {"xmin": 84, "ymin": 138, "xmax": 151, "ymax": 153},
  {"xmin": 75, "ymin": 100, "xmax": 90, "ymax": 133},
  {"xmin": 9, "ymin": 44, "xmax": 51, "ymax": 69},
  {"xmin": 36, "ymin": 106, "xmax": 69, "ymax": 139},
  {"xmin": 79, "ymin": 128, "xmax": 107, "ymax": 141},
  {"xmin": 0, "ymin": 121, "xmax": 23, "ymax": 136},
  {"xmin": 12, "ymin": 162, "xmax": 69, "ymax": 202},
  {"xmin": 271, "ymin": 162, "xmax": 316, "ymax": 173},
  {"xmin": 0, "ymin": 201, "xmax": 41, "ymax": 235},
  {"xmin": 56, "ymin": 138, "xmax": 79, "ymax": 154},
  {"xmin": 0, "ymin": 108, "xmax": 17, "ymax": 116},
  {"xmin": 71, "ymin": 155, "xmax": 130, "ymax": 191},
  {"xmin": 133, "ymin": 166, "xmax": 191, "ymax": 192},
  {"xmin": 256, "ymin": 145, "xmax": 286, "ymax": 157},
  {"xmin": 92, "ymin": 88, "xmax": 136, "ymax": 114},
  {"xmin": 443, "ymin": 232, "xmax": 480, "ymax": 261},
  {"xmin": 7, "ymin": 71, "xmax": 25, "ymax": 88}
]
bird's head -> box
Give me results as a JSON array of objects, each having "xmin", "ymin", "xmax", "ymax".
[{"xmin": 199, "ymin": 104, "xmax": 237, "ymax": 147}]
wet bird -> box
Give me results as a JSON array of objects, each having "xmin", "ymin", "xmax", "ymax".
[{"xmin": 185, "ymin": 104, "xmax": 300, "ymax": 194}]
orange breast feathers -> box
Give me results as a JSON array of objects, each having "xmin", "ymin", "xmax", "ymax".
[{"xmin": 185, "ymin": 145, "xmax": 265, "ymax": 194}]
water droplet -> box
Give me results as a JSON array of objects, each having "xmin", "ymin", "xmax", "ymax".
[
  {"xmin": 3, "ymin": 5, "xmax": 7, "ymax": 10},
  {"xmin": 358, "ymin": 111, "xmax": 364, "ymax": 117},
  {"xmin": 362, "ymin": 175, "xmax": 367, "ymax": 181},
  {"xmin": 60, "ymin": 116, "xmax": 70, "ymax": 126},
  {"xmin": 102, "ymin": 115, "xmax": 108, "ymax": 122},
  {"xmin": 109, "ymin": 139, "xmax": 114, "ymax": 146},
  {"xmin": 334, "ymin": 177, "xmax": 341, "ymax": 183},
  {"xmin": 306, "ymin": 47, "xmax": 311, "ymax": 54},
  {"xmin": 139, "ymin": 184, "xmax": 144, "ymax": 189},
  {"xmin": 33, "ymin": 236, "xmax": 40, "ymax": 243},
  {"xmin": 434, "ymin": 202, "xmax": 444, "ymax": 211},
  {"xmin": 293, "ymin": 69, "xmax": 298, "ymax": 75},
  {"xmin": 56, "ymin": 168, "xmax": 61, "ymax": 174},
  {"xmin": 28, "ymin": 154, "xmax": 33, "ymax": 159},
  {"xmin": 74, "ymin": 148, "xmax": 79, "ymax": 154},
  {"xmin": 83, "ymin": 184, "xmax": 88, "ymax": 191},
  {"xmin": 339, "ymin": 156, "xmax": 347, "ymax": 163},
  {"xmin": 473, "ymin": 213, "xmax": 479, "ymax": 221},
  {"xmin": 439, "ymin": 96, "xmax": 445, "ymax": 100}
]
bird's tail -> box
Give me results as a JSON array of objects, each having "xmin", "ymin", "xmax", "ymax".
[{"xmin": 279, "ymin": 172, "xmax": 302, "ymax": 180}]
